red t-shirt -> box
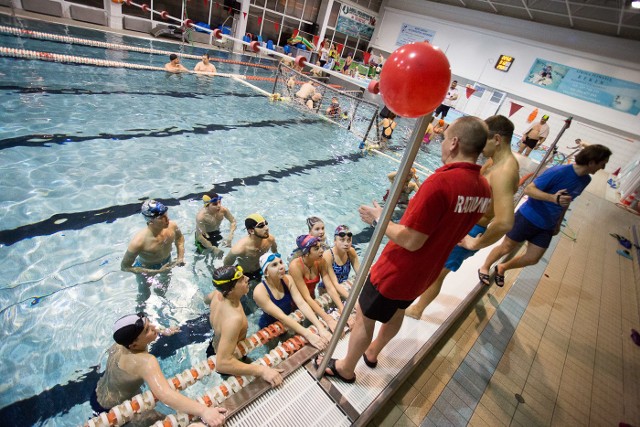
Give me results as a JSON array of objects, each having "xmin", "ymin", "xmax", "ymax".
[{"xmin": 370, "ymin": 162, "xmax": 491, "ymax": 301}]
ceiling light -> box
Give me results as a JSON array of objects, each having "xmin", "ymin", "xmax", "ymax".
[{"xmin": 632, "ymin": 0, "xmax": 640, "ymax": 9}]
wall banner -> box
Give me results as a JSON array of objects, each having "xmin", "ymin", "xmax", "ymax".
[
  {"xmin": 525, "ymin": 58, "xmax": 640, "ymax": 115},
  {"xmin": 395, "ymin": 23, "xmax": 435, "ymax": 47},
  {"xmin": 336, "ymin": 5, "xmax": 376, "ymax": 40}
]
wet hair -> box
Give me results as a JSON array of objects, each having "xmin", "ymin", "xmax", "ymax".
[
  {"xmin": 203, "ymin": 53, "xmax": 210, "ymax": 59},
  {"xmin": 212, "ymin": 266, "xmax": 241, "ymax": 297},
  {"xmin": 306, "ymin": 216, "xmax": 324, "ymax": 231},
  {"xmin": 169, "ymin": 54, "xmax": 178, "ymax": 61},
  {"xmin": 485, "ymin": 115, "xmax": 514, "ymax": 142},
  {"xmin": 574, "ymin": 144, "xmax": 611, "ymax": 166},
  {"xmin": 449, "ymin": 116, "xmax": 488, "ymax": 157}
]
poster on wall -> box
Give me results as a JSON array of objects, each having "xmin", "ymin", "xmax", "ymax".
[
  {"xmin": 525, "ymin": 58, "xmax": 640, "ymax": 115},
  {"xmin": 336, "ymin": 5, "xmax": 376, "ymax": 40},
  {"xmin": 395, "ymin": 23, "xmax": 436, "ymax": 47}
]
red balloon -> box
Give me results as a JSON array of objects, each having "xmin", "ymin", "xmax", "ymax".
[{"xmin": 379, "ymin": 42, "xmax": 451, "ymax": 118}]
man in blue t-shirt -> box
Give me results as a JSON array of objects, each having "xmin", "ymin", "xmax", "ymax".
[{"xmin": 480, "ymin": 144, "xmax": 612, "ymax": 287}]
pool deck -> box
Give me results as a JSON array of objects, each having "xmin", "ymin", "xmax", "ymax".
[{"xmin": 370, "ymin": 170, "xmax": 640, "ymax": 427}]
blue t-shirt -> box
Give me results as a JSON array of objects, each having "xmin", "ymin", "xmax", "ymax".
[{"xmin": 519, "ymin": 164, "xmax": 591, "ymax": 230}]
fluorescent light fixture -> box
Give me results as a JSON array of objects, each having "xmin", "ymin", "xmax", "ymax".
[{"xmin": 632, "ymin": 0, "xmax": 640, "ymax": 9}]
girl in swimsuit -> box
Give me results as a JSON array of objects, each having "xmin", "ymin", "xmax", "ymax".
[
  {"xmin": 322, "ymin": 225, "xmax": 360, "ymax": 300},
  {"xmin": 306, "ymin": 216, "xmax": 328, "ymax": 249},
  {"xmin": 253, "ymin": 252, "xmax": 332, "ymax": 349},
  {"xmin": 288, "ymin": 235, "xmax": 347, "ymax": 333}
]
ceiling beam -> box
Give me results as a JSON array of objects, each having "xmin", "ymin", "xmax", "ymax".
[
  {"xmin": 486, "ymin": 0, "xmax": 499, "ymax": 12},
  {"xmin": 520, "ymin": 0, "xmax": 534, "ymax": 20},
  {"xmin": 565, "ymin": 0, "xmax": 573, "ymax": 26},
  {"xmin": 617, "ymin": 0, "xmax": 625, "ymax": 36}
]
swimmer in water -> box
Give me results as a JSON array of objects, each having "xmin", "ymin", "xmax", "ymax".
[
  {"xmin": 92, "ymin": 313, "xmax": 226, "ymax": 426},
  {"xmin": 195, "ymin": 193, "xmax": 236, "ymax": 259},
  {"xmin": 194, "ymin": 53, "xmax": 217, "ymax": 74},
  {"xmin": 204, "ymin": 266, "xmax": 284, "ymax": 386},
  {"xmin": 164, "ymin": 54, "xmax": 189, "ymax": 73}
]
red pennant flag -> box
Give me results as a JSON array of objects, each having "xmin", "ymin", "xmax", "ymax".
[
  {"xmin": 312, "ymin": 35, "xmax": 319, "ymax": 47},
  {"xmin": 292, "ymin": 29, "xmax": 299, "ymax": 38},
  {"xmin": 336, "ymin": 43, "xmax": 344, "ymax": 54},
  {"xmin": 274, "ymin": 22, "xmax": 279, "ymax": 31},
  {"xmin": 363, "ymin": 51, "xmax": 371, "ymax": 65},
  {"xmin": 243, "ymin": 11, "xmax": 247, "ymax": 19},
  {"xmin": 613, "ymin": 167, "xmax": 621, "ymax": 176},
  {"xmin": 509, "ymin": 101, "xmax": 523, "ymax": 117},
  {"xmin": 228, "ymin": 6, "xmax": 232, "ymax": 13},
  {"xmin": 203, "ymin": 0, "xmax": 208, "ymax": 5},
  {"xmin": 257, "ymin": 16, "xmax": 262, "ymax": 25},
  {"xmin": 465, "ymin": 87, "xmax": 476, "ymax": 99}
]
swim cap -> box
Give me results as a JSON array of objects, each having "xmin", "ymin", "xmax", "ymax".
[
  {"xmin": 212, "ymin": 265, "xmax": 243, "ymax": 287},
  {"xmin": 141, "ymin": 200, "xmax": 168, "ymax": 219},
  {"xmin": 113, "ymin": 313, "xmax": 146, "ymax": 348},
  {"xmin": 245, "ymin": 213, "xmax": 266, "ymax": 230},
  {"xmin": 260, "ymin": 252, "xmax": 281, "ymax": 274},
  {"xmin": 296, "ymin": 234, "xmax": 319, "ymax": 255},
  {"xmin": 334, "ymin": 225, "xmax": 350, "ymax": 236},
  {"xmin": 306, "ymin": 216, "xmax": 324, "ymax": 230},
  {"xmin": 541, "ymin": 114, "xmax": 549, "ymax": 120},
  {"xmin": 203, "ymin": 193, "xmax": 222, "ymax": 205}
]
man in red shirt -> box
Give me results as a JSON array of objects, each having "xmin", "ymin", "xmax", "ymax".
[{"xmin": 318, "ymin": 116, "xmax": 492, "ymax": 383}]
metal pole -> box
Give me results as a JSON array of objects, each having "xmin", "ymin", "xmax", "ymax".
[
  {"xmin": 315, "ymin": 113, "xmax": 433, "ymax": 379},
  {"xmin": 362, "ymin": 107, "xmax": 378, "ymax": 146},
  {"xmin": 271, "ymin": 62, "xmax": 282, "ymax": 94},
  {"xmin": 514, "ymin": 116, "xmax": 572, "ymax": 206}
]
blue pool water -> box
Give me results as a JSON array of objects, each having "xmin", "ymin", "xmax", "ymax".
[{"xmin": 0, "ymin": 14, "xmax": 443, "ymax": 426}]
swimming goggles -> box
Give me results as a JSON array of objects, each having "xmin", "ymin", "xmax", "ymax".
[
  {"xmin": 255, "ymin": 221, "xmax": 268, "ymax": 229},
  {"xmin": 203, "ymin": 195, "xmax": 222, "ymax": 205},
  {"xmin": 213, "ymin": 265, "xmax": 244, "ymax": 286},
  {"xmin": 134, "ymin": 312, "xmax": 147, "ymax": 332},
  {"xmin": 336, "ymin": 232, "xmax": 353, "ymax": 238},
  {"xmin": 144, "ymin": 201, "xmax": 168, "ymax": 218},
  {"xmin": 263, "ymin": 252, "xmax": 281, "ymax": 265}
]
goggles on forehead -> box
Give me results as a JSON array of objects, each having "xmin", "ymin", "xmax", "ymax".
[
  {"xmin": 203, "ymin": 195, "xmax": 222, "ymax": 205},
  {"xmin": 336, "ymin": 232, "xmax": 353, "ymax": 238},
  {"xmin": 213, "ymin": 265, "xmax": 244, "ymax": 286}
]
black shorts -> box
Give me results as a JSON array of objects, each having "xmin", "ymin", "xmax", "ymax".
[
  {"xmin": 434, "ymin": 104, "xmax": 451, "ymax": 118},
  {"xmin": 523, "ymin": 137, "xmax": 539, "ymax": 149},
  {"xmin": 90, "ymin": 387, "xmax": 110, "ymax": 415},
  {"xmin": 506, "ymin": 211, "xmax": 554, "ymax": 249},
  {"xmin": 358, "ymin": 276, "xmax": 413, "ymax": 323}
]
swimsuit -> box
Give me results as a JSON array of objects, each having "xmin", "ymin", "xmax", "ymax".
[
  {"xmin": 195, "ymin": 230, "xmax": 223, "ymax": 253},
  {"xmin": 298, "ymin": 257, "xmax": 320, "ymax": 297},
  {"xmin": 133, "ymin": 256, "xmax": 171, "ymax": 270},
  {"xmin": 258, "ymin": 278, "xmax": 294, "ymax": 329},
  {"xmin": 330, "ymin": 248, "xmax": 352, "ymax": 284}
]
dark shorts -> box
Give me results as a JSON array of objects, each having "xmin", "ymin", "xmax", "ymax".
[
  {"xmin": 245, "ymin": 269, "xmax": 263, "ymax": 282},
  {"xmin": 523, "ymin": 137, "xmax": 539, "ymax": 149},
  {"xmin": 358, "ymin": 276, "xmax": 413, "ymax": 323},
  {"xmin": 444, "ymin": 224, "xmax": 486, "ymax": 272},
  {"xmin": 507, "ymin": 211, "xmax": 554, "ymax": 249},
  {"xmin": 90, "ymin": 387, "xmax": 109, "ymax": 415},
  {"xmin": 434, "ymin": 104, "xmax": 451, "ymax": 118},
  {"xmin": 195, "ymin": 230, "xmax": 222, "ymax": 253}
]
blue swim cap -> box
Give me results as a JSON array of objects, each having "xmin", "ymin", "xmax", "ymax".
[{"xmin": 141, "ymin": 200, "xmax": 168, "ymax": 219}]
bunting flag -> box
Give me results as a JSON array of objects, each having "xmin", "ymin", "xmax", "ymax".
[
  {"xmin": 312, "ymin": 35, "xmax": 319, "ymax": 47},
  {"xmin": 363, "ymin": 51, "xmax": 371, "ymax": 65},
  {"xmin": 203, "ymin": 0, "xmax": 208, "ymax": 6},
  {"xmin": 227, "ymin": 6, "xmax": 232, "ymax": 13},
  {"xmin": 336, "ymin": 43, "xmax": 344, "ymax": 54},
  {"xmin": 465, "ymin": 87, "xmax": 476, "ymax": 99},
  {"xmin": 257, "ymin": 16, "xmax": 262, "ymax": 25},
  {"xmin": 509, "ymin": 101, "xmax": 523, "ymax": 117},
  {"xmin": 274, "ymin": 22, "xmax": 279, "ymax": 31},
  {"xmin": 292, "ymin": 29, "xmax": 299, "ymax": 38},
  {"xmin": 243, "ymin": 11, "xmax": 247, "ymax": 19}
]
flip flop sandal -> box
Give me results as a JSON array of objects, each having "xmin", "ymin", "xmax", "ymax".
[
  {"xmin": 478, "ymin": 269, "xmax": 491, "ymax": 286},
  {"xmin": 617, "ymin": 249, "xmax": 633, "ymax": 260},
  {"xmin": 320, "ymin": 358, "xmax": 356, "ymax": 383},
  {"xmin": 363, "ymin": 353, "xmax": 378, "ymax": 369},
  {"xmin": 493, "ymin": 266, "xmax": 505, "ymax": 287}
]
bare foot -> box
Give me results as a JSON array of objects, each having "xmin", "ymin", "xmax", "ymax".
[{"xmin": 405, "ymin": 305, "xmax": 422, "ymax": 319}]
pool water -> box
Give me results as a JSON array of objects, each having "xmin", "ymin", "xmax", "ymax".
[{"xmin": 0, "ymin": 14, "xmax": 443, "ymax": 426}]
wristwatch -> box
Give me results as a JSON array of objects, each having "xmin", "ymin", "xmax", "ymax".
[{"xmin": 371, "ymin": 217, "xmax": 379, "ymax": 227}]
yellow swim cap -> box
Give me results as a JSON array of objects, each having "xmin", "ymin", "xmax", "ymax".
[{"xmin": 245, "ymin": 213, "xmax": 266, "ymax": 229}]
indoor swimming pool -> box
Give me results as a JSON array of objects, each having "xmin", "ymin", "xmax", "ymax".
[{"xmin": 0, "ymin": 14, "xmax": 444, "ymax": 426}]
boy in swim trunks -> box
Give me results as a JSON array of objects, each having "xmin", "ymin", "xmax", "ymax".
[
  {"xmin": 223, "ymin": 213, "xmax": 278, "ymax": 282},
  {"xmin": 518, "ymin": 115, "xmax": 550, "ymax": 157},
  {"xmin": 406, "ymin": 115, "xmax": 520, "ymax": 319},
  {"xmin": 195, "ymin": 192, "xmax": 237, "ymax": 259},
  {"xmin": 204, "ymin": 265, "xmax": 284, "ymax": 387},
  {"xmin": 92, "ymin": 313, "xmax": 226, "ymax": 426}
]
